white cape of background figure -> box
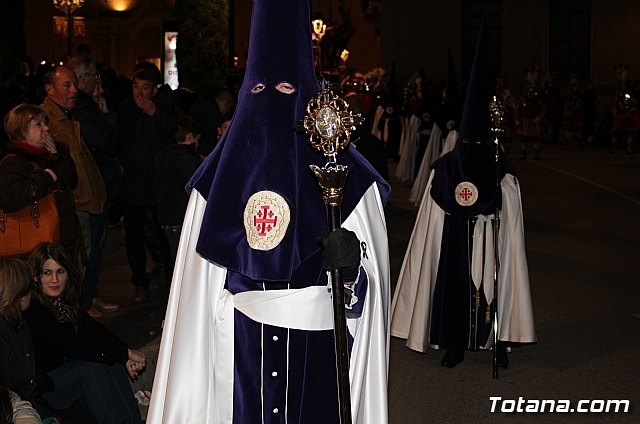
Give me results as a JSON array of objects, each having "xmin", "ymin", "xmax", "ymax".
[
  {"xmin": 409, "ymin": 122, "xmax": 441, "ymax": 205},
  {"xmin": 409, "ymin": 123, "xmax": 459, "ymax": 207},
  {"xmin": 390, "ymin": 19, "xmax": 535, "ymax": 356},
  {"xmin": 390, "ymin": 170, "xmax": 536, "ymax": 352}
]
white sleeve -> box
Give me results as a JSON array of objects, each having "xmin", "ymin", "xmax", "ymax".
[{"xmin": 9, "ymin": 390, "xmax": 42, "ymax": 424}]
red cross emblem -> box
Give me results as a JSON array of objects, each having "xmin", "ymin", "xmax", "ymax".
[
  {"xmin": 253, "ymin": 205, "xmax": 278, "ymax": 236},
  {"xmin": 455, "ymin": 181, "xmax": 478, "ymax": 206},
  {"xmin": 244, "ymin": 191, "xmax": 291, "ymax": 251},
  {"xmin": 459, "ymin": 187, "xmax": 474, "ymax": 202}
]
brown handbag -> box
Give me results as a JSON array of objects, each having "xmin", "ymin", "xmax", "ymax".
[{"xmin": 0, "ymin": 193, "xmax": 61, "ymax": 257}]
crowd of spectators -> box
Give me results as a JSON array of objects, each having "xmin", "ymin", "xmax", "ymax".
[
  {"xmin": 0, "ymin": 48, "xmax": 237, "ymax": 422},
  {"xmin": 1, "ymin": 43, "xmax": 637, "ymax": 421}
]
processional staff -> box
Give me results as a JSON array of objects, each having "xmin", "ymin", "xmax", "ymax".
[
  {"xmin": 489, "ymin": 94, "xmax": 505, "ymax": 379},
  {"xmin": 298, "ymin": 81, "xmax": 363, "ymax": 424}
]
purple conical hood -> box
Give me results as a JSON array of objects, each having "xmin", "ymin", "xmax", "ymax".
[
  {"xmin": 457, "ymin": 20, "xmax": 490, "ymax": 144},
  {"xmin": 187, "ymin": 0, "xmax": 388, "ymax": 281},
  {"xmin": 243, "ymin": 0, "xmax": 318, "ymax": 97},
  {"xmin": 430, "ymin": 19, "xmax": 514, "ymax": 218}
]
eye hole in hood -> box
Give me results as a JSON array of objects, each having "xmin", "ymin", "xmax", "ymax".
[
  {"xmin": 275, "ymin": 82, "xmax": 296, "ymax": 95},
  {"xmin": 250, "ymin": 82, "xmax": 266, "ymax": 94}
]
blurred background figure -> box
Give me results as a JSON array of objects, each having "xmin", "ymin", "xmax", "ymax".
[
  {"xmin": 391, "ymin": 23, "xmax": 536, "ymax": 370},
  {"xmin": 560, "ymin": 74, "xmax": 585, "ymax": 146},
  {"xmin": 610, "ymin": 64, "xmax": 638, "ymax": 154},
  {"xmin": 515, "ymin": 65, "xmax": 545, "ymax": 159}
]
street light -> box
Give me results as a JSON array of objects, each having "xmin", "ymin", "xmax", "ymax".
[
  {"xmin": 104, "ymin": 0, "xmax": 135, "ymax": 11},
  {"xmin": 311, "ymin": 19, "xmax": 327, "ymax": 76},
  {"xmin": 52, "ymin": 0, "xmax": 85, "ymax": 57}
]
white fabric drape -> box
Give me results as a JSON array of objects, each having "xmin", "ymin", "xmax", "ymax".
[
  {"xmin": 148, "ymin": 184, "xmax": 390, "ymax": 424},
  {"xmin": 409, "ymin": 123, "xmax": 442, "ymax": 206},
  {"xmin": 395, "ymin": 115, "xmax": 421, "ymax": 183},
  {"xmin": 390, "ymin": 172, "xmax": 536, "ymax": 353}
]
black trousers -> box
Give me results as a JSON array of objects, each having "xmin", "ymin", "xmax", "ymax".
[
  {"xmin": 44, "ymin": 360, "xmax": 142, "ymax": 424},
  {"xmin": 123, "ymin": 205, "xmax": 171, "ymax": 288}
]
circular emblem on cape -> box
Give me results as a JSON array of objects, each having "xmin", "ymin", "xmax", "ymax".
[
  {"xmin": 243, "ymin": 191, "xmax": 290, "ymax": 251},
  {"xmin": 455, "ymin": 181, "xmax": 478, "ymax": 206}
]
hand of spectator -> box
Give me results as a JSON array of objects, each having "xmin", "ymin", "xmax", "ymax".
[
  {"xmin": 126, "ymin": 360, "xmax": 141, "ymax": 380},
  {"xmin": 126, "ymin": 349, "xmax": 146, "ymax": 379},
  {"xmin": 134, "ymin": 95, "xmax": 157, "ymax": 116},
  {"xmin": 42, "ymin": 133, "xmax": 57, "ymax": 154},
  {"xmin": 128, "ymin": 348, "xmax": 146, "ymax": 365}
]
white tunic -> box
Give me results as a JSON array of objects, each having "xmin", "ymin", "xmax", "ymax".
[{"xmin": 147, "ymin": 183, "xmax": 390, "ymax": 424}]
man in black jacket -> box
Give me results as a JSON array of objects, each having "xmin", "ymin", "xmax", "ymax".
[
  {"xmin": 67, "ymin": 55, "xmax": 120, "ymax": 317},
  {"xmin": 117, "ymin": 63, "xmax": 182, "ymax": 303}
]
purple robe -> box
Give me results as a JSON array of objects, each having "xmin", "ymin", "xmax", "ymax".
[{"xmin": 158, "ymin": 0, "xmax": 391, "ymax": 423}]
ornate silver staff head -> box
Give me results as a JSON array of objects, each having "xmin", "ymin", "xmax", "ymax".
[
  {"xmin": 489, "ymin": 95, "xmax": 504, "ymax": 145},
  {"xmin": 303, "ymin": 87, "xmax": 362, "ymax": 162},
  {"xmin": 301, "ymin": 86, "xmax": 363, "ymax": 206}
]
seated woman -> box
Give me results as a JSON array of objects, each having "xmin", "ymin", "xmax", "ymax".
[
  {"xmin": 25, "ymin": 242, "xmax": 145, "ymax": 424},
  {"xmin": 0, "ymin": 256, "xmax": 60, "ymax": 421},
  {"xmin": 0, "ymin": 103, "xmax": 79, "ymax": 257}
]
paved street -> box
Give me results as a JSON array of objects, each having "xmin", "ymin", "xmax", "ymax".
[
  {"xmin": 386, "ymin": 144, "xmax": 640, "ymax": 424},
  {"xmin": 96, "ymin": 142, "xmax": 640, "ymax": 423}
]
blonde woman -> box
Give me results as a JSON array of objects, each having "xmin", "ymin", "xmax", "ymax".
[{"xmin": 0, "ymin": 103, "xmax": 79, "ymax": 256}]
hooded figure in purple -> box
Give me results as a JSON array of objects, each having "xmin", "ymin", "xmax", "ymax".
[
  {"xmin": 147, "ymin": 0, "xmax": 391, "ymax": 423},
  {"xmin": 390, "ymin": 21, "xmax": 535, "ymax": 368}
]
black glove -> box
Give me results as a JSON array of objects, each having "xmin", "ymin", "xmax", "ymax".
[{"xmin": 318, "ymin": 228, "xmax": 361, "ymax": 281}]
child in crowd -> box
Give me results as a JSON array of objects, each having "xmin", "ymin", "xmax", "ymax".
[
  {"xmin": 154, "ymin": 116, "xmax": 204, "ymax": 270},
  {"xmin": 217, "ymin": 117, "xmax": 231, "ymax": 142}
]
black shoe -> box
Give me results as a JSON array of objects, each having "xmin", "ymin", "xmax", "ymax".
[
  {"xmin": 496, "ymin": 344, "xmax": 509, "ymax": 368},
  {"xmin": 441, "ymin": 349, "xmax": 464, "ymax": 368}
]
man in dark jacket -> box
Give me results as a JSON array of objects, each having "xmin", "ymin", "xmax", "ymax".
[
  {"xmin": 117, "ymin": 63, "xmax": 181, "ymax": 302},
  {"xmin": 66, "ymin": 55, "xmax": 120, "ymax": 317}
]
